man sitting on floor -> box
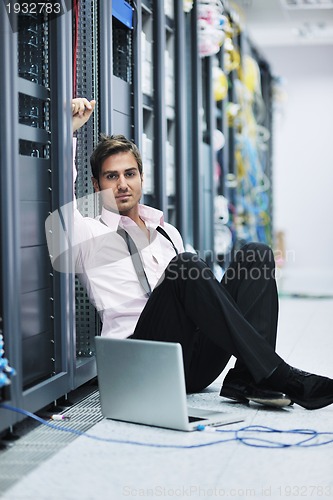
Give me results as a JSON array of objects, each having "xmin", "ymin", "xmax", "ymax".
[{"xmin": 46, "ymin": 97, "xmax": 333, "ymax": 410}]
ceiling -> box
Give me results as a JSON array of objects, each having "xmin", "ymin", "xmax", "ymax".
[{"xmin": 229, "ymin": 0, "xmax": 333, "ymax": 46}]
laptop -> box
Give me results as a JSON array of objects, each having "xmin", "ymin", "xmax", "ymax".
[{"xmin": 95, "ymin": 337, "xmax": 243, "ymax": 432}]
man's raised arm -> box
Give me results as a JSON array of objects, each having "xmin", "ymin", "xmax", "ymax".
[{"xmin": 45, "ymin": 98, "xmax": 96, "ymax": 273}]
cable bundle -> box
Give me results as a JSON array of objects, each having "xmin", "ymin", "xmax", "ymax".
[
  {"xmin": 197, "ymin": 0, "xmax": 227, "ymax": 57},
  {"xmin": 0, "ymin": 333, "xmax": 15, "ymax": 389}
]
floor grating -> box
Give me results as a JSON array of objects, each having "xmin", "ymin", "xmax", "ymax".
[{"xmin": 0, "ymin": 390, "xmax": 103, "ymax": 496}]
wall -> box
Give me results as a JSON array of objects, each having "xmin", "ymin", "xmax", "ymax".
[{"xmin": 263, "ymin": 45, "xmax": 333, "ymax": 293}]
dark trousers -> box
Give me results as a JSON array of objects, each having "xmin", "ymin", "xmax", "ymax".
[{"xmin": 131, "ymin": 243, "xmax": 282, "ymax": 393}]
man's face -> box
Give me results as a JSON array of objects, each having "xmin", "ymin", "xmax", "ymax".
[{"xmin": 92, "ymin": 151, "xmax": 143, "ymax": 216}]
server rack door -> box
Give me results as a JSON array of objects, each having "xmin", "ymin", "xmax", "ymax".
[
  {"xmin": 74, "ymin": 0, "xmax": 100, "ymax": 387},
  {"xmin": 0, "ymin": 3, "xmax": 75, "ymax": 431}
]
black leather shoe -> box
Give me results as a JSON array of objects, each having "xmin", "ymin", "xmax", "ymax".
[
  {"xmin": 220, "ymin": 372, "xmax": 292, "ymax": 408},
  {"xmin": 219, "ymin": 379, "xmax": 250, "ymax": 404},
  {"xmin": 280, "ymin": 367, "xmax": 333, "ymax": 410}
]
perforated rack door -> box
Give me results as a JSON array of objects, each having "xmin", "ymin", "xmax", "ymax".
[
  {"xmin": 74, "ymin": 0, "xmax": 100, "ymax": 358},
  {"xmin": 17, "ymin": 11, "xmax": 56, "ymax": 388},
  {"xmin": 113, "ymin": 16, "xmax": 133, "ymax": 84}
]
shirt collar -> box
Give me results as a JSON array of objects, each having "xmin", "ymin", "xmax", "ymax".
[{"xmin": 99, "ymin": 204, "xmax": 165, "ymax": 231}]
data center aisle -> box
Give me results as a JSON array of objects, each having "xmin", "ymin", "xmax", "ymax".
[{"xmin": 1, "ymin": 295, "xmax": 333, "ymax": 500}]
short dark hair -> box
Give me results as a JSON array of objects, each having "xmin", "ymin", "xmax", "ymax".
[{"xmin": 90, "ymin": 134, "xmax": 143, "ymax": 180}]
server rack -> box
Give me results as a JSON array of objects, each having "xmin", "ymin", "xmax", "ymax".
[
  {"xmin": 174, "ymin": 0, "xmax": 189, "ymax": 243},
  {"xmin": 225, "ymin": 20, "xmax": 239, "ymax": 252},
  {"xmin": 187, "ymin": 2, "xmax": 204, "ymax": 255},
  {"xmin": 138, "ymin": 1, "xmax": 155, "ymax": 194},
  {"xmin": 211, "ymin": 6, "xmax": 275, "ymax": 257},
  {"xmin": 257, "ymin": 57, "xmax": 274, "ymax": 246},
  {"xmin": 0, "ymin": 4, "xmax": 22, "ymax": 431},
  {"xmin": 230, "ymin": 29, "xmax": 274, "ymax": 248},
  {"xmin": 201, "ymin": 55, "xmax": 215, "ymax": 266},
  {"xmin": 214, "ymin": 22, "xmax": 232, "ymax": 269},
  {"xmin": 72, "ymin": 0, "xmax": 137, "ymax": 386},
  {"xmin": 73, "ymin": 0, "xmax": 100, "ymax": 387},
  {"xmin": 0, "ymin": 3, "xmax": 74, "ymax": 433}
]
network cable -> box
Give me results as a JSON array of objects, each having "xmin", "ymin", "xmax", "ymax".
[
  {"xmin": 0, "ymin": 334, "xmax": 15, "ymax": 389},
  {"xmin": 1, "ymin": 402, "xmax": 333, "ymax": 450}
]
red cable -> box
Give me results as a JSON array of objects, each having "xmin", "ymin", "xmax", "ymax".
[{"xmin": 73, "ymin": 0, "xmax": 79, "ymax": 97}]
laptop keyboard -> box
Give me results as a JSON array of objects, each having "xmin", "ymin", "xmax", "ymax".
[{"xmin": 188, "ymin": 416, "xmax": 207, "ymax": 423}]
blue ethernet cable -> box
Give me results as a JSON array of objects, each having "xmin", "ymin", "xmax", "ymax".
[{"xmin": 1, "ymin": 402, "xmax": 333, "ymax": 450}]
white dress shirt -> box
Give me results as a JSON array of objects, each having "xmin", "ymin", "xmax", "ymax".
[{"xmin": 46, "ymin": 139, "xmax": 185, "ymax": 338}]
